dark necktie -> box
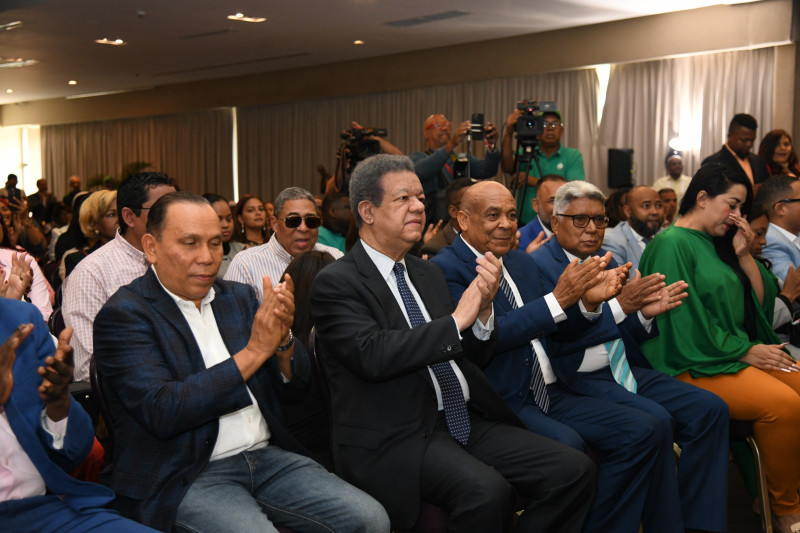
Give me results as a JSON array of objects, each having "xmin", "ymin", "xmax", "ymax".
[
  {"xmin": 499, "ymin": 275, "xmax": 550, "ymax": 412},
  {"xmin": 393, "ymin": 262, "xmax": 471, "ymax": 445}
]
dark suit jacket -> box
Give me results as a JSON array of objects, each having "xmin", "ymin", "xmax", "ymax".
[
  {"xmin": 529, "ymin": 238, "xmax": 656, "ymax": 391},
  {"xmin": 308, "ymin": 240, "xmax": 521, "ymax": 529},
  {"xmin": 703, "ymin": 145, "xmax": 770, "ymax": 185},
  {"xmin": 94, "ymin": 269, "xmax": 307, "ymax": 531},
  {"xmin": 1, "ymin": 299, "xmax": 113, "ymax": 514},
  {"xmin": 432, "ymin": 237, "xmax": 565, "ymax": 413}
]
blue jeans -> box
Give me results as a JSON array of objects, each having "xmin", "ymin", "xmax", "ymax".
[{"xmin": 174, "ymin": 445, "xmax": 390, "ymax": 533}]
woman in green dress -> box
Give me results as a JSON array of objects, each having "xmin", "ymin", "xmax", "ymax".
[{"xmin": 639, "ymin": 163, "xmax": 800, "ymax": 533}]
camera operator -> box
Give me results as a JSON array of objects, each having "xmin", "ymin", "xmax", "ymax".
[
  {"xmin": 410, "ymin": 114, "xmax": 500, "ymax": 225},
  {"xmin": 501, "ymin": 107, "xmax": 585, "ymax": 225},
  {"xmin": 328, "ymin": 121, "xmax": 402, "ymax": 194}
]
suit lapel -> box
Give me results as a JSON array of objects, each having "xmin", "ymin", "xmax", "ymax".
[{"xmin": 351, "ymin": 241, "xmax": 409, "ymax": 328}]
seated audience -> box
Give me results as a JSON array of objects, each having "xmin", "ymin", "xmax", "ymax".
[
  {"xmin": 757, "ymin": 175, "xmax": 800, "ymax": 282},
  {"xmin": 46, "ymin": 202, "xmax": 72, "ymax": 262},
  {"xmin": 748, "ymin": 200, "xmax": 800, "ymax": 329},
  {"xmin": 63, "ymin": 172, "xmax": 174, "ymax": 382},
  {"xmin": 603, "ymin": 185, "xmax": 664, "ymax": 271},
  {"xmin": 62, "ymin": 190, "xmax": 118, "ymax": 279},
  {"xmin": 659, "ymin": 187, "xmax": 678, "ymax": 227},
  {"xmin": 226, "ymin": 187, "xmax": 343, "ymax": 300},
  {"xmin": 0, "ymin": 300, "xmax": 156, "ymax": 532},
  {"xmin": 418, "ymin": 177, "xmax": 475, "ymax": 258},
  {"xmin": 0, "ymin": 188, "xmax": 47, "ymax": 259},
  {"xmin": 202, "ymin": 193, "xmax": 244, "ymax": 278},
  {"xmin": 27, "ymin": 178, "xmax": 56, "ymax": 228},
  {"xmin": 653, "ymin": 152, "xmax": 692, "ymax": 202},
  {"xmin": 639, "ymin": 163, "xmax": 800, "ymax": 533},
  {"xmin": 0, "ymin": 213, "xmax": 53, "ymax": 320},
  {"xmin": 232, "ymin": 194, "xmax": 269, "ymax": 248},
  {"xmin": 317, "ymin": 192, "xmax": 351, "ymax": 253},
  {"xmin": 309, "ymin": 154, "xmax": 596, "ymax": 533},
  {"xmin": 63, "ymin": 175, "xmax": 82, "ymax": 207},
  {"xmin": 517, "ymin": 174, "xmax": 565, "ymax": 251},
  {"xmin": 54, "ymin": 192, "xmax": 90, "ymax": 264},
  {"xmin": 93, "ymin": 192, "xmax": 389, "ymax": 532},
  {"xmin": 759, "ymin": 129, "xmax": 800, "ymax": 178},
  {"xmin": 527, "ymin": 180, "xmax": 728, "ymax": 533},
  {"xmin": 703, "ymin": 113, "xmax": 770, "ymax": 186}
]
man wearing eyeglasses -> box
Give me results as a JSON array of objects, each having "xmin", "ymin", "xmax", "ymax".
[
  {"xmin": 757, "ymin": 175, "xmax": 800, "ymax": 282},
  {"xmin": 529, "ymin": 181, "xmax": 730, "ymax": 533},
  {"xmin": 226, "ymin": 187, "xmax": 343, "ymax": 302},
  {"xmin": 501, "ymin": 109, "xmax": 585, "ymax": 225},
  {"xmin": 409, "ymin": 114, "xmax": 500, "ymax": 227}
]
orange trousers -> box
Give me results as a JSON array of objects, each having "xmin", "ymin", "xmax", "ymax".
[{"xmin": 676, "ymin": 366, "xmax": 800, "ymax": 516}]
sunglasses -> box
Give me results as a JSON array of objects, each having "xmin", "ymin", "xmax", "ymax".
[{"xmin": 278, "ymin": 215, "xmax": 322, "ymax": 229}]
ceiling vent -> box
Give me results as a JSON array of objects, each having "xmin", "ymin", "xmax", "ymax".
[{"xmin": 385, "ymin": 10, "xmax": 470, "ymax": 28}]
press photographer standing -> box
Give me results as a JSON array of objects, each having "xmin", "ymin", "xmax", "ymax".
[{"xmin": 410, "ymin": 114, "xmax": 500, "ymax": 225}]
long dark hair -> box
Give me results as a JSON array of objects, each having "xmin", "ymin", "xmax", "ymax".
[
  {"xmin": 682, "ymin": 163, "xmax": 756, "ymax": 338},
  {"xmin": 0, "ymin": 208, "xmax": 13, "ymax": 248},
  {"xmin": 758, "ymin": 129, "xmax": 800, "ymax": 176},
  {"xmin": 282, "ymin": 251, "xmax": 335, "ymax": 349},
  {"xmin": 232, "ymin": 194, "xmax": 268, "ymax": 245},
  {"xmin": 202, "ymin": 193, "xmax": 232, "ymax": 255}
]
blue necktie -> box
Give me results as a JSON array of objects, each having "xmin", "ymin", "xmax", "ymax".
[
  {"xmin": 499, "ymin": 275, "xmax": 549, "ymax": 412},
  {"xmin": 393, "ymin": 262, "xmax": 471, "ymax": 445},
  {"xmin": 606, "ymin": 338, "xmax": 637, "ymax": 393}
]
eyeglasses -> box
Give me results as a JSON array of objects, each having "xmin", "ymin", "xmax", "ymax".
[
  {"xmin": 543, "ymin": 122, "xmax": 563, "ymax": 129},
  {"xmin": 557, "ymin": 214, "xmax": 610, "ymax": 228},
  {"xmin": 425, "ymin": 120, "xmax": 452, "ymax": 131},
  {"xmin": 774, "ymin": 198, "xmax": 800, "ymax": 208},
  {"xmin": 278, "ymin": 215, "xmax": 322, "ymax": 229}
]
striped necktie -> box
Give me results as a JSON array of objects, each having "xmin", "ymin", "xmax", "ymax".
[
  {"xmin": 499, "ymin": 275, "xmax": 550, "ymax": 412},
  {"xmin": 393, "ymin": 262, "xmax": 471, "ymax": 445},
  {"xmin": 605, "ymin": 338, "xmax": 637, "ymax": 393}
]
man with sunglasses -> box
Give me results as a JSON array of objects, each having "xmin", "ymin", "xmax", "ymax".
[
  {"xmin": 409, "ymin": 114, "xmax": 500, "ymax": 226},
  {"xmin": 225, "ymin": 187, "xmax": 343, "ymax": 302},
  {"xmin": 757, "ymin": 175, "xmax": 800, "ymax": 283},
  {"xmin": 529, "ymin": 181, "xmax": 730, "ymax": 533}
]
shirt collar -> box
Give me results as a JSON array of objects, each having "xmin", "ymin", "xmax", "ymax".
[
  {"xmin": 150, "ymin": 264, "xmax": 216, "ymax": 310},
  {"xmin": 458, "ymin": 234, "xmax": 505, "ymax": 267},
  {"xmin": 266, "ymin": 234, "xmax": 294, "ymax": 263},
  {"xmin": 770, "ymin": 222, "xmax": 800, "ymax": 246},
  {"xmin": 116, "ymin": 229, "xmax": 150, "ymax": 266},
  {"xmin": 361, "ymin": 239, "xmax": 406, "ymax": 282}
]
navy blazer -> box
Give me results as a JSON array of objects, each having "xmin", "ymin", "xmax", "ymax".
[
  {"xmin": 432, "ymin": 237, "xmax": 564, "ymax": 413},
  {"xmin": 1, "ymin": 299, "xmax": 114, "ymax": 514},
  {"xmin": 309, "ymin": 240, "xmax": 521, "ymax": 529},
  {"xmin": 517, "ymin": 216, "xmax": 546, "ymax": 252},
  {"xmin": 529, "ymin": 238, "xmax": 656, "ymax": 391},
  {"xmin": 94, "ymin": 269, "xmax": 307, "ymax": 531}
]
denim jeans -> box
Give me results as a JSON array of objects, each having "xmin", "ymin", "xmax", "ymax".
[{"xmin": 174, "ymin": 445, "xmax": 390, "ymax": 533}]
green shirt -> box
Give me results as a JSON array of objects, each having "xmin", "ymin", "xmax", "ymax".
[
  {"xmin": 639, "ymin": 226, "xmax": 781, "ymax": 378},
  {"xmin": 317, "ymin": 225, "xmax": 346, "ymax": 253},
  {"xmin": 517, "ymin": 144, "xmax": 585, "ymax": 224}
]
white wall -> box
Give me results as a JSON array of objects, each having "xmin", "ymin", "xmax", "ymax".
[{"xmin": 0, "ymin": 125, "xmax": 41, "ymax": 194}]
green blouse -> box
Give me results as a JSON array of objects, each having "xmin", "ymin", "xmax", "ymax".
[{"xmin": 639, "ymin": 225, "xmax": 781, "ymax": 377}]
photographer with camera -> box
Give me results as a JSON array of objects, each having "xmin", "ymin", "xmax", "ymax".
[
  {"xmin": 329, "ymin": 122, "xmax": 402, "ymax": 195},
  {"xmin": 501, "ymin": 106, "xmax": 585, "ymax": 225},
  {"xmin": 410, "ymin": 114, "xmax": 500, "ymax": 225}
]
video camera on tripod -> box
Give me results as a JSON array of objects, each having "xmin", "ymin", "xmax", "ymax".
[
  {"xmin": 515, "ymin": 100, "xmax": 558, "ymax": 146},
  {"xmin": 334, "ymin": 125, "xmax": 387, "ymax": 194}
]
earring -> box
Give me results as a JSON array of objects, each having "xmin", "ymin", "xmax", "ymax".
[{"xmin": 241, "ymin": 226, "xmax": 245, "ymax": 236}]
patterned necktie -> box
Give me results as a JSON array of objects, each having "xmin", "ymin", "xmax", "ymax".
[
  {"xmin": 605, "ymin": 338, "xmax": 637, "ymax": 393},
  {"xmin": 499, "ymin": 276, "xmax": 549, "ymax": 412},
  {"xmin": 393, "ymin": 262, "xmax": 471, "ymax": 445}
]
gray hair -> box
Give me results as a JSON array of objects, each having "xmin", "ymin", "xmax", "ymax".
[
  {"xmin": 274, "ymin": 187, "xmax": 316, "ymax": 216},
  {"xmin": 553, "ymin": 181, "xmax": 606, "ymax": 215},
  {"xmin": 349, "ymin": 154, "xmax": 415, "ymax": 227}
]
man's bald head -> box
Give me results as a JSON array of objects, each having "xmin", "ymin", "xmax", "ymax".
[{"xmin": 458, "ymin": 181, "xmax": 518, "ymax": 257}]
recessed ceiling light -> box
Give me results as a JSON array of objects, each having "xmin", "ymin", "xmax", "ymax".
[
  {"xmin": 94, "ymin": 38, "xmax": 127, "ymax": 46},
  {"xmin": 0, "ymin": 58, "xmax": 37, "ymax": 68},
  {"xmin": 0, "ymin": 21, "xmax": 22, "ymax": 32},
  {"xmin": 68, "ymin": 80, "xmax": 77, "ymax": 85},
  {"xmin": 353, "ymin": 40, "xmax": 365, "ymax": 45},
  {"xmin": 227, "ymin": 13, "xmax": 266, "ymax": 23},
  {"xmin": 6, "ymin": 89, "xmax": 13, "ymax": 94}
]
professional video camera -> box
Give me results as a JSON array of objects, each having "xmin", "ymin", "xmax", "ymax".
[
  {"xmin": 338, "ymin": 126, "xmax": 387, "ymax": 174},
  {"xmin": 515, "ymin": 100, "xmax": 558, "ymax": 145}
]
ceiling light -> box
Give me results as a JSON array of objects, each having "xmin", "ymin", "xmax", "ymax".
[
  {"xmin": 353, "ymin": 40, "xmax": 365, "ymax": 45},
  {"xmin": 0, "ymin": 58, "xmax": 38, "ymax": 68},
  {"xmin": 94, "ymin": 38, "xmax": 127, "ymax": 46},
  {"xmin": 5, "ymin": 89, "xmax": 12, "ymax": 94},
  {"xmin": 227, "ymin": 13, "xmax": 266, "ymax": 23},
  {"xmin": 0, "ymin": 21, "xmax": 22, "ymax": 31},
  {"xmin": 68, "ymin": 80, "xmax": 77, "ymax": 85}
]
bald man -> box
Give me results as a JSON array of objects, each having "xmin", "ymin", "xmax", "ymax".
[
  {"xmin": 409, "ymin": 113, "xmax": 500, "ymax": 226},
  {"xmin": 603, "ymin": 186, "xmax": 664, "ymax": 271}
]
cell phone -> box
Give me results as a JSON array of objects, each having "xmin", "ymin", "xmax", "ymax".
[{"xmin": 470, "ymin": 113, "xmax": 485, "ymax": 140}]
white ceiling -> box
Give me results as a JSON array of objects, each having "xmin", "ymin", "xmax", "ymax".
[{"xmin": 0, "ymin": 0, "xmax": 759, "ymax": 106}]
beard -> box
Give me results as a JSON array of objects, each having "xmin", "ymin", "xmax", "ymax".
[{"xmin": 629, "ymin": 216, "xmax": 661, "ymax": 239}]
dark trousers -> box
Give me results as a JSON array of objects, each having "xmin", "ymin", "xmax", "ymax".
[{"xmin": 419, "ymin": 409, "xmax": 596, "ymax": 533}]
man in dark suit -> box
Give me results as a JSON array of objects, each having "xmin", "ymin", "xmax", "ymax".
[
  {"xmin": 309, "ymin": 154, "xmax": 596, "ymax": 533},
  {"xmin": 94, "ymin": 192, "xmax": 389, "ymax": 532},
  {"xmin": 530, "ymin": 181, "xmax": 730, "ymax": 533},
  {"xmin": 703, "ymin": 113, "xmax": 770, "ymax": 185},
  {"xmin": 0, "ymin": 300, "xmax": 155, "ymax": 532}
]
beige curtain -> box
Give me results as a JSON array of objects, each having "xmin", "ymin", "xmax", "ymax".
[
  {"xmin": 598, "ymin": 47, "xmax": 775, "ymax": 188},
  {"xmin": 236, "ymin": 68, "xmax": 600, "ymax": 202},
  {"xmin": 42, "ymin": 109, "xmax": 234, "ymax": 199}
]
